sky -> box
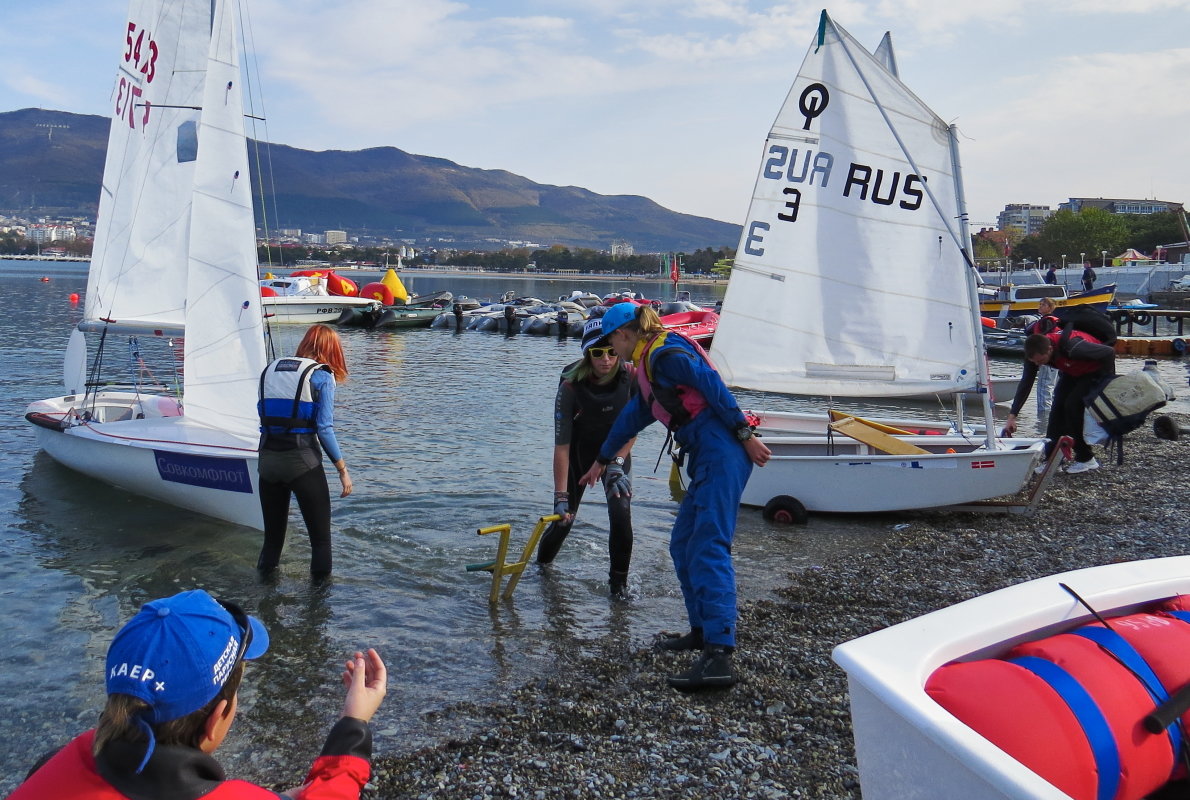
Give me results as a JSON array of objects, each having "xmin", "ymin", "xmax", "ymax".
[{"xmin": 2, "ymin": 0, "xmax": 1189, "ymax": 234}]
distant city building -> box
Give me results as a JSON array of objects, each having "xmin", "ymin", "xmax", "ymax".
[
  {"xmin": 1059, "ymin": 197, "xmax": 1184, "ymax": 215},
  {"xmin": 611, "ymin": 239, "xmax": 635, "ymax": 258},
  {"xmin": 27, "ymin": 223, "xmax": 77, "ymax": 243},
  {"xmin": 304, "ymin": 233, "xmax": 325, "ymax": 244},
  {"xmin": 325, "ymin": 229, "xmax": 347, "ymax": 245},
  {"xmin": 996, "ymin": 204, "xmax": 1052, "ymax": 236}
]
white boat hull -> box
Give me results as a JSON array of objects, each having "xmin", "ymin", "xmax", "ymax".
[
  {"xmin": 262, "ymin": 295, "xmax": 379, "ymax": 324},
  {"xmin": 26, "ymin": 392, "xmax": 262, "ymax": 529},
  {"xmin": 739, "ymin": 436, "xmax": 1045, "ymax": 512},
  {"xmin": 832, "ymin": 556, "xmax": 1190, "ymax": 799}
]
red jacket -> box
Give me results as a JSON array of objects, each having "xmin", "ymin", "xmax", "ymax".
[
  {"xmin": 1044, "ymin": 329, "xmax": 1114, "ymax": 377},
  {"xmin": 9, "ymin": 718, "xmax": 371, "ymax": 800}
]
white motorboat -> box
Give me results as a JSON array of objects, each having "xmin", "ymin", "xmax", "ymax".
[
  {"xmin": 260, "ymin": 275, "xmax": 380, "ymax": 323},
  {"xmin": 833, "ymin": 556, "xmax": 1190, "ymax": 800},
  {"xmin": 24, "ymin": 0, "xmax": 266, "ymax": 529},
  {"xmin": 705, "ymin": 12, "xmax": 1045, "ymax": 516}
]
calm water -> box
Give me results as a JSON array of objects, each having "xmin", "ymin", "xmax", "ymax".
[{"xmin": 1, "ymin": 260, "xmax": 1187, "ymax": 790}]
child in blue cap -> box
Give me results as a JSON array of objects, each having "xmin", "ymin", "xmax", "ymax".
[
  {"xmin": 581, "ymin": 302, "xmax": 771, "ymax": 690},
  {"xmin": 9, "ymin": 589, "xmax": 386, "ymax": 799}
]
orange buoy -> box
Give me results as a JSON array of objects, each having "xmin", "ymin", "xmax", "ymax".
[
  {"xmin": 40, "ymin": 276, "xmax": 50, "ymax": 282},
  {"xmin": 69, "ymin": 293, "xmax": 80, "ymax": 303},
  {"xmin": 260, "ymin": 286, "xmax": 278, "ymax": 297}
]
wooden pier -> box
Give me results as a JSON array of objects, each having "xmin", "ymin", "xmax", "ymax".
[{"xmin": 1110, "ymin": 308, "xmax": 1189, "ymax": 356}]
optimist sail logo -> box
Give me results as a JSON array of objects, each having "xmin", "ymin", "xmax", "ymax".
[{"xmin": 155, "ymin": 451, "xmax": 253, "ymax": 493}]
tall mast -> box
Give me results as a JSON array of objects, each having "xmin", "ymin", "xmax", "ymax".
[{"xmin": 948, "ymin": 123, "xmax": 997, "ymax": 447}]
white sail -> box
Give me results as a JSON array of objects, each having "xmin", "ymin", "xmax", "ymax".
[
  {"xmin": 872, "ymin": 31, "xmax": 899, "ymax": 77},
  {"xmin": 712, "ymin": 12, "xmax": 981, "ymax": 398},
  {"xmin": 86, "ymin": 0, "xmax": 211, "ymax": 331},
  {"xmin": 182, "ymin": 0, "xmax": 266, "ymax": 441}
]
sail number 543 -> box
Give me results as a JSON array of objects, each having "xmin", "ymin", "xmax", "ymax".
[
  {"xmin": 117, "ymin": 22, "xmax": 158, "ymax": 130},
  {"xmin": 124, "ymin": 23, "xmax": 159, "ymax": 82}
]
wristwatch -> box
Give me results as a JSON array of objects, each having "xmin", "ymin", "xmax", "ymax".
[
  {"xmin": 735, "ymin": 425, "xmax": 754, "ymax": 442},
  {"xmin": 611, "ymin": 456, "xmax": 626, "ymax": 466}
]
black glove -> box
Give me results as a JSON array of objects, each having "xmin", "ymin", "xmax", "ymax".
[
  {"xmin": 553, "ymin": 491, "xmax": 570, "ymax": 518},
  {"xmin": 604, "ymin": 463, "xmax": 632, "ymax": 499}
]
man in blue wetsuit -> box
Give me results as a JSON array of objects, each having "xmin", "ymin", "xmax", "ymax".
[{"xmin": 580, "ymin": 302, "xmax": 771, "ymax": 691}]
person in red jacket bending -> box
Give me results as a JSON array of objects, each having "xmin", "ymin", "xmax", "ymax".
[
  {"xmin": 9, "ymin": 589, "xmax": 386, "ymax": 800},
  {"xmin": 1004, "ymin": 329, "xmax": 1115, "ymax": 474}
]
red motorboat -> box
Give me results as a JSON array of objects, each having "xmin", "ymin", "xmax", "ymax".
[{"xmin": 661, "ymin": 308, "xmax": 718, "ymax": 348}]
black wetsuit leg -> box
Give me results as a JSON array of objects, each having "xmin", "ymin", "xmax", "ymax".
[
  {"xmin": 606, "ymin": 490, "xmax": 633, "ymax": 578},
  {"xmin": 537, "ymin": 475, "xmax": 587, "ymax": 564},
  {"xmin": 257, "ymin": 478, "xmax": 293, "ymax": 571},
  {"xmin": 289, "ymin": 466, "xmax": 333, "ymax": 575}
]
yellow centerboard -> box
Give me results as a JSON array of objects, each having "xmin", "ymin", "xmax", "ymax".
[{"xmin": 828, "ymin": 416, "xmax": 930, "ymax": 456}]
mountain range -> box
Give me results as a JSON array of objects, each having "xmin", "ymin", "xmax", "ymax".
[{"xmin": 0, "ymin": 108, "xmax": 740, "ymax": 252}]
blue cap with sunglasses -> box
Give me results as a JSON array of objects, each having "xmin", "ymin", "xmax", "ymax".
[{"xmin": 106, "ymin": 590, "xmax": 269, "ymax": 724}]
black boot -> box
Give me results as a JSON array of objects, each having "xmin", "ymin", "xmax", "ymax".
[
  {"xmin": 655, "ymin": 627, "xmax": 703, "ymax": 651},
  {"xmin": 666, "ymin": 645, "xmax": 738, "ymax": 690},
  {"xmin": 609, "ymin": 570, "xmax": 629, "ymax": 598}
]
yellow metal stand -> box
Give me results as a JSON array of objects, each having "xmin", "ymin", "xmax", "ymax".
[{"xmin": 466, "ymin": 515, "xmax": 560, "ymax": 604}]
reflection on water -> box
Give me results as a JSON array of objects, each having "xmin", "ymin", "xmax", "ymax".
[{"xmin": 1, "ymin": 263, "xmax": 1186, "ymax": 790}]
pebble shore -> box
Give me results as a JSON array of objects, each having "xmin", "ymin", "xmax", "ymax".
[{"xmin": 367, "ymin": 413, "xmax": 1190, "ymax": 799}]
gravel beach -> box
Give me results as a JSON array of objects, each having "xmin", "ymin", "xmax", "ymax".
[{"xmin": 360, "ymin": 412, "xmax": 1190, "ymax": 799}]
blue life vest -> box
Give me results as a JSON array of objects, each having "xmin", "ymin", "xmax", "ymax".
[{"xmin": 258, "ymin": 357, "xmax": 327, "ymax": 435}]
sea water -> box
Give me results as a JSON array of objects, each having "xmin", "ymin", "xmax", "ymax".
[{"xmin": 1, "ymin": 260, "xmax": 1186, "ymax": 790}]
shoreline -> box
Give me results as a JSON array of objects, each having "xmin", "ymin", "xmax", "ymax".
[{"xmin": 340, "ymin": 412, "xmax": 1190, "ymax": 798}]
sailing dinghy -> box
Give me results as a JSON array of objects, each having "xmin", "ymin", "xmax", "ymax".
[
  {"xmin": 707, "ymin": 12, "xmax": 1045, "ymax": 515},
  {"xmin": 24, "ymin": 0, "xmax": 266, "ymax": 529}
]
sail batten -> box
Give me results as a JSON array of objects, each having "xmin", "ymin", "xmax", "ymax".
[{"xmin": 712, "ymin": 12, "xmax": 981, "ymax": 399}]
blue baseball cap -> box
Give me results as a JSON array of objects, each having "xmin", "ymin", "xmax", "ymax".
[
  {"xmin": 599, "ymin": 301, "xmax": 638, "ymax": 338},
  {"xmin": 106, "ymin": 590, "xmax": 269, "ymax": 724}
]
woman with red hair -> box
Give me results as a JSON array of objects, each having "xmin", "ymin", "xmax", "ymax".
[{"xmin": 256, "ymin": 324, "xmax": 352, "ymax": 578}]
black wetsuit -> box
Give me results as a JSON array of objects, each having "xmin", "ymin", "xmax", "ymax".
[{"xmin": 537, "ymin": 363, "xmax": 635, "ymax": 584}]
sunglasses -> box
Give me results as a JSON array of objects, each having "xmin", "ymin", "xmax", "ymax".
[
  {"xmin": 216, "ymin": 598, "xmax": 252, "ymax": 666},
  {"xmin": 587, "ymin": 347, "xmax": 617, "ymax": 358}
]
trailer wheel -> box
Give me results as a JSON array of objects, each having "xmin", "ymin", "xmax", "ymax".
[{"xmin": 763, "ymin": 495, "xmax": 808, "ymax": 525}]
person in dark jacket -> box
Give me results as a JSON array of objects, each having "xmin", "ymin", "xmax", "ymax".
[
  {"xmin": 8, "ymin": 589, "xmax": 387, "ymax": 800},
  {"xmin": 257, "ymin": 324, "xmax": 353, "ymax": 578},
  {"xmin": 1004, "ymin": 328, "xmax": 1115, "ymax": 474},
  {"xmin": 538, "ymin": 317, "xmax": 636, "ymax": 597},
  {"xmin": 580, "ymin": 303, "xmax": 771, "ymax": 691},
  {"xmin": 1082, "ymin": 265, "xmax": 1097, "ymax": 291}
]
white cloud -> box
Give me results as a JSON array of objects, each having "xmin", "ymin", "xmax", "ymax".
[{"xmin": 960, "ymin": 46, "xmax": 1190, "ymax": 223}]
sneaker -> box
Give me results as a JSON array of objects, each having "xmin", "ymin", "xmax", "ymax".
[
  {"xmin": 655, "ymin": 628, "xmax": 703, "ymax": 652},
  {"xmin": 1065, "ymin": 458, "xmax": 1100, "ymax": 475},
  {"xmin": 666, "ymin": 646, "xmax": 738, "ymax": 690}
]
